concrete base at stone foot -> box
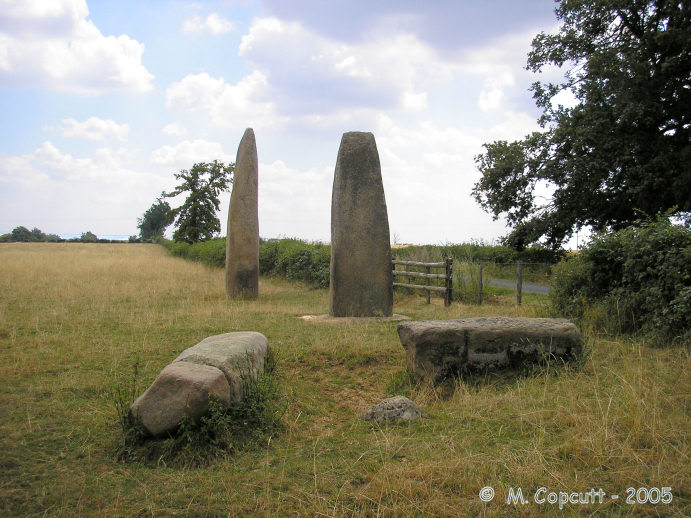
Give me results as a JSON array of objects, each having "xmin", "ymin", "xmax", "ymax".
[{"xmin": 398, "ymin": 317, "xmax": 581, "ymax": 384}]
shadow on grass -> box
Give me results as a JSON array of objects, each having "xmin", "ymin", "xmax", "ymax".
[{"xmin": 386, "ymin": 342, "xmax": 592, "ymax": 401}]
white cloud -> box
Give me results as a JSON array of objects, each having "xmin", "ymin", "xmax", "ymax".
[
  {"xmin": 182, "ymin": 13, "xmax": 234, "ymax": 35},
  {"xmin": 451, "ymin": 29, "xmax": 539, "ymax": 114},
  {"xmin": 254, "ymin": 160, "xmax": 332, "ymax": 239},
  {"xmin": 238, "ymin": 17, "xmax": 445, "ymax": 116},
  {"xmin": 150, "ymin": 139, "xmax": 234, "ymax": 167},
  {"xmin": 0, "ymin": 141, "xmax": 145, "ymax": 185},
  {"xmin": 477, "ymin": 71, "xmax": 515, "ymax": 112},
  {"xmin": 0, "ymin": 140, "xmax": 164, "ymax": 234},
  {"xmin": 0, "ymin": 0, "xmax": 153, "ymax": 94},
  {"xmin": 161, "ymin": 122, "xmax": 188, "ymax": 137},
  {"xmin": 372, "ymin": 116, "xmax": 509, "ymax": 244},
  {"xmin": 58, "ymin": 117, "xmax": 130, "ymax": 141},
  {"xmin": 165, "ymin": 71, "xmax": 285, "ymax": 130},
  {"xmin": 165, "ymin": 17, "xmax": 456, "ymax": 133},
  {"xmin": 485, "ymin": 111, "xmax": 540, "ymax": 141}
]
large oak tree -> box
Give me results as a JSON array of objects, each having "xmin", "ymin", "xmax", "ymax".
[{"xmin": 473, "ymin": 0, "xmax": 690, "ymax": 249}]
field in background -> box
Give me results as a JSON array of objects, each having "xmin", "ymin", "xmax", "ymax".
[{"xmin": 0, "ymin": 243, "xmax": 688, "ymax": 516}]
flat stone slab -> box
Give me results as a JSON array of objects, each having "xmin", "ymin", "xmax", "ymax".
[
  {"xmin": 174, "ymin": 331, "xmax": 268, "ymax": 402},
  {"xmin": 398, "ymin": 317, "xmax": 581, "ymax": 383},
  {"xmin": 131, "ymin": 362, "xmax": 231, "ymax": 437},
  {"xmin": 362, "ymin": 396, "xmax": 427, "ymax": 423}
]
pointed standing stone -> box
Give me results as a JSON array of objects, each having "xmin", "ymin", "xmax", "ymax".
[
  {"xmin": 329, "ymin": 131, "xmax": 393, "ymax": 317},
  {"xmin": 226, "ymin": 128, "xmax": 259, "ymax": 300}
]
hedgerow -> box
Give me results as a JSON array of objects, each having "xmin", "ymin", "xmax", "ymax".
[
  {"xmin": 159, "ymin": 237, "xmax": 330, "ymax": 288},
  {"xmin": 550, "ymin": 217, "xmax": 690, "ymax": 345}
]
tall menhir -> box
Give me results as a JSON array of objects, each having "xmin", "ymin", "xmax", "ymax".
[
  {"xmin": 329, "ymin": 131, "xmax": 393, "ymax": 317},
  {"xmin": 225, "ymin": 128, "xmax": 259, "ymax": 300}
]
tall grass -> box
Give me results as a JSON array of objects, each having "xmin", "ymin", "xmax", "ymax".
[{"xmin": 0, "ymin": 243, "xmax": 688, "ymax": 516}]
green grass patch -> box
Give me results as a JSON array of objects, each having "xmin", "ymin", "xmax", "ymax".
[
  {"xmin": 112, "ymin": 351, "xmax": 286, "ymax": 467},
  {"xmin": 0, "ymin": 243, "xmax": 688, "ymax": 516}
]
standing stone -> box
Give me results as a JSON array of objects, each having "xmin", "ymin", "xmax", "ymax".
[
  {"xmin": 329, "ymin": 132, "xmax": 393, "ymax": 317},
  {"xmin": 226, "ymin": 128, "xmax": 259, "ymax": 300}
]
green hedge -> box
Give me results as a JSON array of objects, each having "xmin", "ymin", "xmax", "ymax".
[
  {"xmin": 550, "ymin": 218, "xmax": 691, "ymax": 345},
  {"xmin": 159, "ymin": 237, "xmax": 330, "ymax": 288},
  {"xmin": 392, "ymin": 242, "xmax": 564, "ymax": 264},
  {"xmin": 259, "ymin": 239, "xmax": 330, "ymax": 288}
]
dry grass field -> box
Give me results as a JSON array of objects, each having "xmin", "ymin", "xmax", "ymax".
[{"xmin": 0, "ymin": 243, "xmax": 688, "ymax": 516}]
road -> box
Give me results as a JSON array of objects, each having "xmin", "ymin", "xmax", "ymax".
[{"xmin": 484, "ymin": 277, "xmax": 551, "ymax": 295}]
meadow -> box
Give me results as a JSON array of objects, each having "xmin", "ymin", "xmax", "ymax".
[{"xmin": 0, "ymin": 243, "xmax": 688, "ymax": 516}]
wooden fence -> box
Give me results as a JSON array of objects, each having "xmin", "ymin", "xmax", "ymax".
[{"xmin": 392, "ymin": 258, "xmax": 453, "ymax": 306}]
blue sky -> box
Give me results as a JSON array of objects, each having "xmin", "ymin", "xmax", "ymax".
[{"xmin": 0, "ymin": 0, "xmax": 566, "ymax": 244}]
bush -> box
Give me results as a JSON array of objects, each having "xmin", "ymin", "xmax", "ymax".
[
  {"xmin": 160, "ymin": 237, "xmax": 330, "ymax": 288},
  {"xmin": 551, "ymin": 217, "xmax": 691, "ymax": 344},
  {"xmin": 264, "ymin": 239, "xmax": 330, "ymax": 288}
]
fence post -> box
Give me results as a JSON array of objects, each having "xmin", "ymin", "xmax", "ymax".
[
  {"xmin": 391, "ymin": 258, "xmax": 395, "ymax": 295},
  {"xmin": 516, "ymin": 261, "xmax": 523, "ymax": 306},
  {"xmin": 444, "ymin": 257, "xmax": 453, "ymax": 306},
  {"xmin": 477, "ymin": 262, "xmax": 483, "ymax": 305},
  {"xmin": 425, "ymin": 265, "xmax": 431, "ymax": 304},
  {"xmin": 405, "ymin": 263, "xmax": 411, "ymax": 295}
]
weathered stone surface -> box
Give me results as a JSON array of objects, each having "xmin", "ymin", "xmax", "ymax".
[
  {"xmin": 130, "ymin": 362, "xmax": 231, "ymax": 437},
  {"xmin": 226, "ymin": 127, "xmax": 259, "ymax": 300},
  {"xmin": 329, "ymin": 131, "xmax": 393, "ymax": 317},
  {"xmin": 362, "ymin": 396, "xmax": 427, "ymax": 423},
  {"xmin": 398, "ymin": 317, "xmax": 582, "ymax": 383},
  {"xmin": 174, "ymin": 331, "xmax": 268, "ymax": 402}
]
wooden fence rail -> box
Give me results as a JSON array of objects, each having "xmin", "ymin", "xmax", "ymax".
[{"xmin": 392, "ymin": 258, "xmax": 453, "ymax": 306}]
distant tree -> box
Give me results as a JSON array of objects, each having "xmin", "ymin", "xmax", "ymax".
[
  {"xmin": 80, "ymin": 231, "xmax": 98, "ymax": 243},
  {"xmin": 163, "ymin": 160, "xmax": 234, "ymax": 243},
  {"xmin": 137, "ymin": 199, "xmax": 172, "ymax": 240},
  {"xmin": 473, "ymin": 0, "xmax": 691, "ymax": 249},
  {"xmin": 11, "ymin": 226, "xmax": 32, "ymax": 242},
  {"xmin": 30, "ymin": 227, "xmax": 46, "ymax": 241}
]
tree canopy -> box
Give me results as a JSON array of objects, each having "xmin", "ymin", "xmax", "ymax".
[
  {"xmin": 137, "ymin": 199, "xmax": 172, "ymax": 240},
  {"xmin": 473, "ymin": 0, "xmax": 690, "ymax": 249},
  {"xmin": 163, "ymin": 160, "xmax": 234, "ymax": 243}
]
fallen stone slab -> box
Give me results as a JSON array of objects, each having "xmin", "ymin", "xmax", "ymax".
[
  {"xmin": 174, "ymin": 331, "xmax": 269, "ymax": 402},
  {"xmin": 398, "ymin": 317, "xmax": 581, "ymax": 383},
  {"xmin": 130, "ymin": 331, "xmax": 269, "ymax": 437},
  {"xmin": 130, "ymin": 362, "xmax": 231, "ymax": 437},
  {"xmin": 362, "ymin": 396, "xmax": 427, "ymax": 423}
]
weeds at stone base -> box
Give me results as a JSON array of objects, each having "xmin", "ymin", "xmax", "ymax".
[
  {"xmin": 110, "ymin": 352, "xmax": 286, "ymax": 468},
  {"xmin": 385, "ymin": 347, "xmax": 592, "ymax": 402}
]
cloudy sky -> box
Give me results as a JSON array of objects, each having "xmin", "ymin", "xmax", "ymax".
[{"xmin": 0, "ymin": 0, "xmax": 565, "ymax": 244}]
